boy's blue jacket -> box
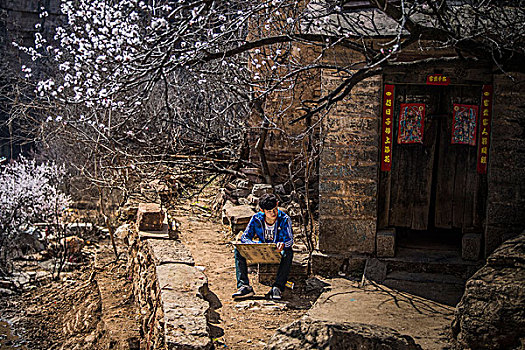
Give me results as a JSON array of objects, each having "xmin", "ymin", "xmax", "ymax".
[{"xmin": 240, "ymin": 209, "xmax": 293, "ymax": 248}]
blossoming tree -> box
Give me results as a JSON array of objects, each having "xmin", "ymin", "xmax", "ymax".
[{"xmin": 0, "ymin": 156, "xmax": 70, "ymax": 275}]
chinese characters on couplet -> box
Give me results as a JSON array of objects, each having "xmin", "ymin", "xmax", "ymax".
[
  {"xmin": 477, "ymin": 85, "xmax": 493, "ymax": 174},
  {"xmin": 381, "ymin": 85, "xmax": 395, "ymax": 171}
]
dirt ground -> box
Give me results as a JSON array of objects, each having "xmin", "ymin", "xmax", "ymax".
[
  {"xmin": 0, "ymin": 240, "xmax": 140, "ymax": 350},
  {"xmin": 171, "ymin": 202, "xmax": 320, "ymax": 349},
  {"xmin": 172, "ymin": 200, "xmax": 455, "ymax": 350},
  {"xmin": 1, "ymin": 192, "xmax": 456, "ymax": 350}
]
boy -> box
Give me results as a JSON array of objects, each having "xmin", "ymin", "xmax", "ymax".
[{"xmin": 232, "ymin": 193, "xmax": 293, "ymax": 300}]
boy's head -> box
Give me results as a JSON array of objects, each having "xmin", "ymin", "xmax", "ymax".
[
  {"xmin": 259, "ymin": 193, "xmax": 279, "ymax": 224},
  {"xmin": 259, "ymin": 193, "xmax": 278, "ymax": 210}
]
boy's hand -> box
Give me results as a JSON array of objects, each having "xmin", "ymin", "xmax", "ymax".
[{"xmin": 276, "ymin": 242, "xmax": 284, "ymax": 252}]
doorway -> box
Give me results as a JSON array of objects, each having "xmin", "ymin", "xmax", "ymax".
[{"xmin": 377, "ymin": 84, "xmax": 488, "ymax": 251}]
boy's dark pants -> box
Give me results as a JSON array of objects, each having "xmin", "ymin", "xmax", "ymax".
[{"xmin": 234, "ymin": 246, "xmax": 293, "ymax": 291}]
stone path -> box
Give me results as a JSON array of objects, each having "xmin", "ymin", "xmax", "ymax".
[
  {"xmin": 171, "ymin": 204, "xmax": 316, "ymax": 349},
  {"xmin": 307, "ymin": 278, "xmax": 454, "ymax": 350}
]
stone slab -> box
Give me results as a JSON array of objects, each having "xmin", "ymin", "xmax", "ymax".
[
  {"xmin": 267, "ymin": 317, "xmax": 422, "ymax": 350},
  {"xmin": 222, "ymin": 205, "xmax": 255, "ymax": 226},
  {"xmin": 377, "ymin": 228, "xmax": 396, "ymax": 258},
  {"xmin": 136, "ymin": 203, "xmax": 165, "ymax": 231},
  {"xmin": 147, "ymin": 239, "xmax": 195, "ymax": 266},
  {"xmin": 156, "ymin": 264, "xmax": 211, "ymax": 349},
  {"xmin": 252, "ymin": 184, "xmax": 273, "ymax": 197}
]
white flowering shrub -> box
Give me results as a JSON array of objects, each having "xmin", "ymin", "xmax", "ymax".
[{"xmin": 0, "ymin": 157, "xmax": 70, "ymax": 256}]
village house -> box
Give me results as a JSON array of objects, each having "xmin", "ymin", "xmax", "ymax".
[{"xmin": 248, "ymin": 2, "xmax": 525, "ymax": 280}]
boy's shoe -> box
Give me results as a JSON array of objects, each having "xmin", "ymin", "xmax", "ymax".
[
  {"xmin": 266, "ymin": 286, "xmax": 282, "ymax": 300},
  {"xmin": 232, "ymin": 285, "xmax": 254, "ymax": 300}
]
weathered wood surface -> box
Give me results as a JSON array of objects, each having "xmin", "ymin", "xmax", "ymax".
[
  {"xmin": 233, "ymin": 243, "xmax": 282, "ymax": 264},
  {"xmin": 379, "ymin": 83, "xmax": 488, "ymax": 232}
]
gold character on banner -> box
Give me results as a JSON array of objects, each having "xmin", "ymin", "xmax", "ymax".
[
  {"xmin": 483, "ymin": 109, "xmax": 489, "ymax": 116},
  {"xmin": 386, "ymin": 99, "xmax": 392, "ymax": 107},
  {"xmin": 482, "ymin": 128, "xmax": 488, "ymax": 136},
  {"xmin": 385, "ymin": 118, "xmax": 391, "ymax": 126},
  {"xmin": 385, "ymin": 136, "xmax": 390, "ymax": 144},
  {"xmin": 384, "ymin": 155, "xmax": 391, "ymax": 163},
  {"xmin": 386, "ymin": 91, "xmax": 392, "ymax": 96},
  {"xmin": 385, "ymin": 146, "xmax": 391, "ymax": 153},
  {"xmin": 481, "ymin": 156, "xmax": 487, "ymax": 164},
  {"xmin": 482, "ymin": 138, "xmax": 488, "ymax": 145},
  {"xmin": 484, "ymin": 100, "xmax": 489, "ymax": 107},
  {"xmin": 386, "ymin": 109, "xmax": 391, "ymax": 115},
  {"xmin": 481, "ymin": 147, "xmax": 488, "ymax": 154},
  {"xmin": 385, "ymin": 127, "xmax": 391, "ymax": 134},
  {"xmin": 483, "ymin": 119, "xmax": 489, "ymax": 126}
]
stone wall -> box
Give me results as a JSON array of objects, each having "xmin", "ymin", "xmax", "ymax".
[
  {"xmin": 125, "ymin": 225, "xmax": 213, "ymax": 350},
  {"xmin": 317, "ymin": 69, "xmax": 381, "ymax": 256},
  {"xmin": 485, "ymin": 73, "xmax": 525, "ymax": 256}
]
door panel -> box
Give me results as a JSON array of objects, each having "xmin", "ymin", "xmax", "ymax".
[
  {"xmin": 379, "ymin": 84, "xmax": 486, "ymax": 232},
  {"xmin": 434, "ymin": 86, "xmax": 482, "ymax": 229},
  {"xmin": 388, "ymin": 85, "xmax": 439, "ymax": 230}
]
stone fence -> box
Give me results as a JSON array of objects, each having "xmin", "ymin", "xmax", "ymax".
[{"xmin": 121, "ymin": 224, "xmax": 213, "ymax": 350}]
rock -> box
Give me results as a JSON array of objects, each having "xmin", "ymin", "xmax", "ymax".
[
  {"xmin": 252, "ymin": 184, "xmax": 273, "ymax": 197},
  {"xmin": 156, "ymin": 264, "xmax": 212, "ymax": 350},
  {"xmin": 266, "ymin": 316, "xmax": 422, "ymax": 350},
  {"xmin": 120, "ymin": 202, "xmax": 139, "ymax": 220},
  {"xmin": 232, "ymin": 188, "xmax": 251, "ymax": 198},
  {"xmin": 284, "ymin": 201, "xmax": 302, "ymax": 221},
  {"xmin": 0, "ymin": 288, "xmax": 15, "ymax": 296},
  {"xmin": 362, "ymin": 258, "xmax": 387, "ymax": 285},
  {"xmin": 60, "ymin": 236, "xmax": 85, "ymax": 255},
  {"xmin": 240, "ymin": 168, "xmax": 265, "ymax": 184},
  {"xmin": 221, "ymin": 200, "xmax": 236, "ymax": 224},
  {"xmin": 115, "ymin": 224, "xmax": 132, "ymax": 240},
  {"xmin": 451, "ymin": 232, "xmax": 525, "ymax": 350},
  {"xmin": 222, "ymin": 205, "xmax": 255, "ymax": 227},
  {"xmin": 136, "ymin": 203, "xmax": 165, "ymax": 231},
  {"xmin": 274, "ymin": 184, "xmax": 286, "ymax": 195},
  {"xmin": 66, "ymin": 222, "xmax": 95, "ymax": 234},
  {"xmin": 247, "ymin": 194, "xmax": 259, "ymax": 205},
  {"xmin": 146, "ymin": 239, "xmax": 195, "ymax": 266},
  {"xmin": 238, "ymin": 197, "xmax": 251, "ymax": 206}
]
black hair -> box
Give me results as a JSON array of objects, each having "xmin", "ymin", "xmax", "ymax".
[{"xmin": 259, "ymin": 193, "xmax": 278, "ymax": 210}]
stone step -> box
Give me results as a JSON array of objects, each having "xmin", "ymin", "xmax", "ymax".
[
  {"xmin": 382, "ymin": 278, "xmax": 465, "ymax": 306},
  {"xmin": 385, "ymin": 271, "xmax": 465, "ymax": 285},
  {"xmin": 382, "ymin": 248, "xmax": 482, "ymax": 280},
  {"xmin": 258, "ymin": 253, "xmax": 309, "ymax": 287}
]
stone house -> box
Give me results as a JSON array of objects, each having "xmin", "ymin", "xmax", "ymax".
[{"xmin": 250, "ymin": 4, "xmax": 525, "ymax": 276}]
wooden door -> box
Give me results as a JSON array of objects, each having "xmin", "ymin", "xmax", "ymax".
[{"xmin": 378, "ymin": 85, "xmax": 487, "ymax": 232}]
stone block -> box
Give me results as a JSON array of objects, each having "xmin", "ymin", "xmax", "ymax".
[
  {"xmin": 231, "ymin": 188, "xmax": 251, "ymax": 198},
  {"xmin": 376, "ymin": 228, "xmax": 396, "ymax": 258},
  {"xmin": 136, "ymin": 203, "xmax": 164, "ymax": 231},
  {"xmin": 157, "ymin": 264, "xmax": 212, "ymax": 350},
  {"xmin": 247, "ymin": 194, "xmax": 259, "ymax": 205},
  {"xmin": 462, "ymin": 232, "xmax": 481, "ymax": 261},
  {"xmin": 147, "ymin": 240, "xmax": 195, "ymax": 266},
  {"xmin": 311, "ymin": 251, "xmax": 346, "ymax": 277},
  {"xmin": 222, "ymin": 205, "xmax": 255, "ymax": 226},
  {"xmin": 318, "ymin": 218, "xmax": 375, "ymax": 254},
  {"xmin": 252, "ymin": 183, "xmax": 273, "ymax": 197}
]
